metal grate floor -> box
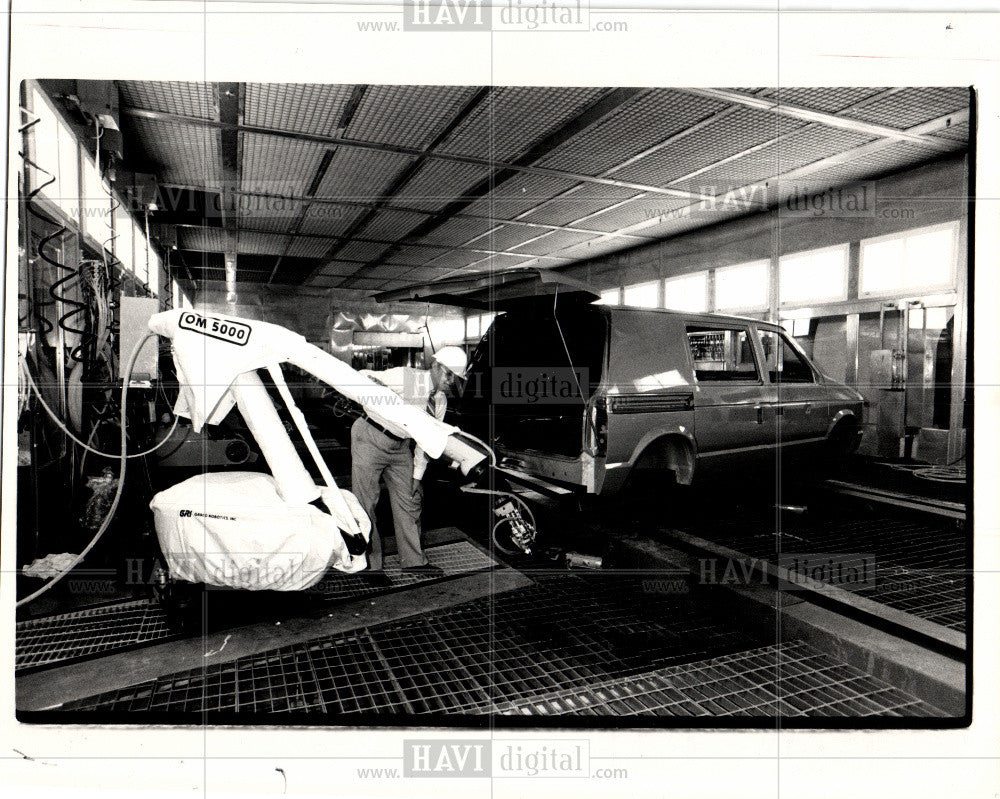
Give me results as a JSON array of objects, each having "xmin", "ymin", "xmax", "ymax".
[
  {"xmin": 16, "ymin": 600, "xmax": 174, "ymax": 672},
  {"xmin": 55, "ymin": 574, "xmax": 941, "ymax": 718},
  {"xmin": 654, "ymin": 509, "xmax": 967, "ymax": 632},
  {"xmin": 495, "ymin": 640, "xmax": 949, "ymax": 717},
  {"xmin": 16, "ymin": 541, "xmax": 494, "ymax": 672}
]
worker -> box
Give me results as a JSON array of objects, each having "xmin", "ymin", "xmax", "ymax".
[{"xmin": 350, "ymin": 346, "xmax": 469, "ymax": 584}]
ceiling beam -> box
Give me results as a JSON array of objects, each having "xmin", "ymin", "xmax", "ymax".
[{"xmin": 685, "ymin": 87, "xmax": 958, "ymax": 153}]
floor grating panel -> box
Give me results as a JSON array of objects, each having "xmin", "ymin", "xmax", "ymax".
[
  {"xmin": 56, "ymin": 573, "xmax": 946, "ymax": 718},
  {"xmin": 17, "ymin": 541, "xmax": 494, "ymax": 672}
]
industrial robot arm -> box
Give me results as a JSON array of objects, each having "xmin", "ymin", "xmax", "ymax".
[{"xmin": 149, "ymin": 309, "xmax": 489, "ymax": 560}]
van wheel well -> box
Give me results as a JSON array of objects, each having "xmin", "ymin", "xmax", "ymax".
[{"xmin": 632, "ymin": 435, "xmax": 695, "ymax": 485}]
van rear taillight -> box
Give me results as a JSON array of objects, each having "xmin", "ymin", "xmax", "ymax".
[{"xmin": 585, "ymin": 397, "xmax": 608, "ymax": 457}]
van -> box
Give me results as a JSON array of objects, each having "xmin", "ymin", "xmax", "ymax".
[{"xmin": 454, "ymin": 299, "xmax": 865, "ymax": 496}]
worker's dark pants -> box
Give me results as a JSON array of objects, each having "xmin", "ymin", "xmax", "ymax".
[{"xmin": 350, "ymin": 417, "xmax": 426, "ymax": 570}]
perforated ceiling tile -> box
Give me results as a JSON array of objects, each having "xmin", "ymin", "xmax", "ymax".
[
  {"xmin": 639, "ymin": 204, "xmax": 747, "ymax": 241},
  {"xmin": 345, "ymin": 85, "xmax": 482, "ymax": 150},
  {"xmin": 238, "ymin": 202, "xmax": 304, "ymax": 235},
  {"xmin": 510, "ymin": 229, "xmax": 599, "ymax": 256},
  {"xmin": 317, "ymin": 260, "xmax": 366, "ymax": 276},
  {"xmin": 520, "ymin": 184, "xmax": 642, "ymax": 227},
  {"xmin": 756, "ymin": 87, "xmax": 891, "ymax": 113},
  {"xmin": 130, "ymin": 117, "xmax": 223, "ymax": 188},
  {"xmin": 840, "ymin": 87, "xmax": 969, "ymax": 130},
  {"xmin": 438, "ymin": 86, "xmax": 608, "ymax": 163},
  {"xmin": 403, "ymin": 266, "xmax": 456, "ymax": 281},
  {"xmin": 417, "ymin": 216, "xmax": 496, "ymax": 247},
  {"xmin": 362, "ymin": 264, "xmax": 413, "ymax": 280},
  {"xmin": 336, "ymin": 240, "xmax": 392, "ymax": 263},
  {"xmin": 314, "ymin": 148, "xmax": 414, "ymax": 202},
  {"xmin": 357, "ymin": 209, "xmax": 431, "ymax": 242},
  {"xmin": 391, "ymin": 160, "xmax": 491, "ymax": 213},
  {"xmin": 468, "ymin": 224, "xmax": 551, "ymax": 252},
  {"xmin": 238, "ymin": 231, "xmax": 290, "ymax": 256},
  {"xmin": 245, "ymin": 83, "xmax": 354, "ymax": 136},
  {"xmin": 298, "ymin": 204, "xmax": 366, "ymax": 237},
  {"xmin": 287, "ymin": 236, "xmax": 336, "ymax": 259},
  {"xmin": 533, "ymin": 88, "xmax": 730, "ymax": 177},
  {"xmin": 119, "ymin": 81, "xmax": 217, "ymax": 119},
  {"xmin": 671, "ymin": 127, "xmax": 876, "ymax": 196},
  {"xmin": 385, "ymin": 245, "xmax": 447, "ymax": 266},
  {"xmin": 421, "ymin": 249, "xmax": 485, "ymax": 270},
  {"xmin": 611, "ymin": 108, "xmax": 807, "ymax": 188},
  {"xmin": 241, "ymin": 133, "xmax": 329, "ymax": 196},
  {"xmin": 557, "ymin": 236, "xmax": 628, "ymax": 261},
  {"xmin": 796, "ymin": 141, "xmax": 946, "ymax": 187},
  {"xmin": 463, "ymin": 173, "xmax": 580, "ymax": 220},
  {"xmin": 179, "ymin": 227, "xmax": 227, "ymax": 252},
  {"xmin": 931, "ymin": 120, "xmax": 970, "ymax": 142},
  {"xmin": 581, "ymin": 196, "xmax": 692, "ymax": 233}
]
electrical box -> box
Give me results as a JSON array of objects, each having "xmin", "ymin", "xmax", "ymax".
[{"xmin": 119, "ymin": 296, "xmax": 160, "ymax": 384}]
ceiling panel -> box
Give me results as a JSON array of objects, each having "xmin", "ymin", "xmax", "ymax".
[
  {"xmin": 669, "ymin": 127, "xmax": 876, "ymax": 196},
  {"xmin": 390, "ymin": 159, "xmax": 491, "ymax": 213},
  {"xmin": 287, "ymin": 236, "xmax": 337, "ymax": 259},
  {"xmin": 238, "ymin": 231, "xmax": 289, "ymax": 256},
  {"xmin": 119, "ymin": 81, "xmax": 217, "ymax": 119},
  {"xmin": 314, "ymin": 260, "xmax": 368, "ymax": 277},
  {"xmin": 238, "ymin": 201, "xmax": 304, "ymax": 234},
  {"xmin": 178, "ymin": 227, "xmax": 227, "ymax": 252},
  {"xmin": 357, "ymin": 208, "xmax": 431, "ymax": 242},
  {"xmin": 792, "ymin": 141, "xmax": 949, "ymax": 188},
  {"xmin": 610, "ymin": 108, "xmax": 806, "ymax": 187},
  {"xmin": 437, "ymin": 86, "xmax": 608, "ymax": 162},
  {"xmin": 385, "ymin": 245, "xmax": 448, "ymax": 266},
  {"xmin": 463, "ymin": 173, "xmax": 580, "ymax": 220},
  {"xmin": 129, "ymin": 116, "xmax": 223, "ymax": 188},
  {"xmin": 241, "ymin": 133, "xmax": 328, "ymax": 196},
  {"xmin": 335, "ymin": 240, "xmax": 392, "ymax": 263},
  {"xmin": 465, "ymin": 224, "xmax": 550, "ymax": 252},
  {"xmin": 756, "ymin": 86, "xmax": 891, "ymax": 113},
  {"xmin": 245, "ymin": 83, "xmax": 354, "ymax": 135},
  {"xmin": 298, "ymin": 204, "xmax": 367, "ymax": 236},
  {"xmin": 533, "ymin": 88, "xmax": 730, "ymax": 176},
  {"xmin": 314, "ymin": 148, "xmax": 415, "ymax": 202},
  {"xmin": 417, "ymin": 216, "xmax": 497, "ymax": 247},
  {"xmin": 345, "ymin": 85, "xmax": 482, "ymax": 150},
  {"xmin": 580, "ymin": 196, "xmax": 692, "ymax": 233},
  {"xmin": 510, "ymin": 229, "xmax": 599, "ymax": 256},
  {"xmin": 839, "ymin": 87, "xmax": 969, "ymax": 129},
  {"xmin": 519, "ymin": 183, "xmax": 642, "ymax": 227},
  {"xmin": 419, "ymin": 249, "xmax": 486, "ymax": 271}
]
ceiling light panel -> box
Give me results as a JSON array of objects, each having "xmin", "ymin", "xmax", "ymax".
[
  {"xmin": 245, "ymin": 83, "xmax": 354, "ymax": 135},
  {"xmin": 533, "ymin": 88, "xmax": 730, "ymax": 176},
  {"xmin": 345, "ymin": 85, "xmax": 482, "ymax": 150},
  {"xmin": 119, "ymin": 81, "xmax": 217, "ymax": 120},
  {"xmin": 437, "ymin": 86, "xmax": 607, "ymax": 163}
]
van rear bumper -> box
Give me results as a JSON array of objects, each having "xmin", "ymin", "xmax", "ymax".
[{"xmin": 496, "ymin": 449, "xmax": 606, "ymax": 494}]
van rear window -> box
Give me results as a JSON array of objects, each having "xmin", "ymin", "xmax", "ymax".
[{"xmin": 686, "ymin": 326, "xmax": 760, "ymax": 382}]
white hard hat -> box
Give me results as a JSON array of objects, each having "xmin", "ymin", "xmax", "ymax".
[{"xmin": 432, "ymin": 346, "xmax": 468, "ymax": 378}]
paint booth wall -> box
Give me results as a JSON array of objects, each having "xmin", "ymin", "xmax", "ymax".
[{"xmin": 189, "ymin": 283, "xmax": 466, "ymax": 362}]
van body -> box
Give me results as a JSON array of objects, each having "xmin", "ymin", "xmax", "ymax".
[{"xmin": 454, "ymin": 301, "xmax": 865, "ymax": 495}]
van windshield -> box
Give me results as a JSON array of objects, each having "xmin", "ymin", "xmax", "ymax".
[{"xmin": 455, "ymin": 304, "xmax": 607, "ymax": 457}]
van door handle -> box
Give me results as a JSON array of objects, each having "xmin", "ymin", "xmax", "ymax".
[{"xmin": 754, "ymin": 404, "xmax": 765, "ymax": 424}]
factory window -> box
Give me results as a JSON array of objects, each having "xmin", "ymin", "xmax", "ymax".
[
  {"xmin": 860, "ymin": 222, "xmax": 959, "ymax": 296},
  {"xmin": 465, "ymin": 314, "xmax": 480, "ymax": 341},
  {"xmin": 687, "ymin": 325, "xmax": 760, "ymax": 382},
  {"xmin": 597, "ymin": 287, "xmax": 621, "ymax": 305},
  {"xmin": 779, "ymin": 244, "xmax": 848, "ymax": 305},
  {"xmin": 149, "ymin": 249, "xmax": 161, "ymax": 297},
  {"xmin": 714, "ymin": 260, "xmax": 769, "ymax": 311},
  {"xmin": 133, "ymin": 219, "xmax": 148, "ymax": 284},
  {"xmin": 623, "ymin": 280, "xmax": 659, "ymax": 308},
  {"xmin": 663, "ymin": 271, "xmax": 708, "ymax": 312},
  {"xmin": 28, "ymin": 86, "xmax": 80, "ymax": 221},
  {"xmin": 113, "ymin": 199, "xmax": 133, "ymax": 271},
  {"xmin": 757, "ymin": 329, "xmax": 815, "ymax": 383},
  {"xmin": 81, "ymin": 154, "xmax": 109, "ymax": 242}
]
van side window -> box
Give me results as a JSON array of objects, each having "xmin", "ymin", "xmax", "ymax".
[
  {"xmin": 686, "ymin": 326, "xmax": 759, "ymax": 382},
  {"xmin": 757, "ymin": 329, "xmax": 815, "ymax": 383}
]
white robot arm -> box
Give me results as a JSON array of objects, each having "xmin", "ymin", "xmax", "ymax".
[{"xmin": 149, "ymin": 309, "xmax": 488, "ymax": 558}]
